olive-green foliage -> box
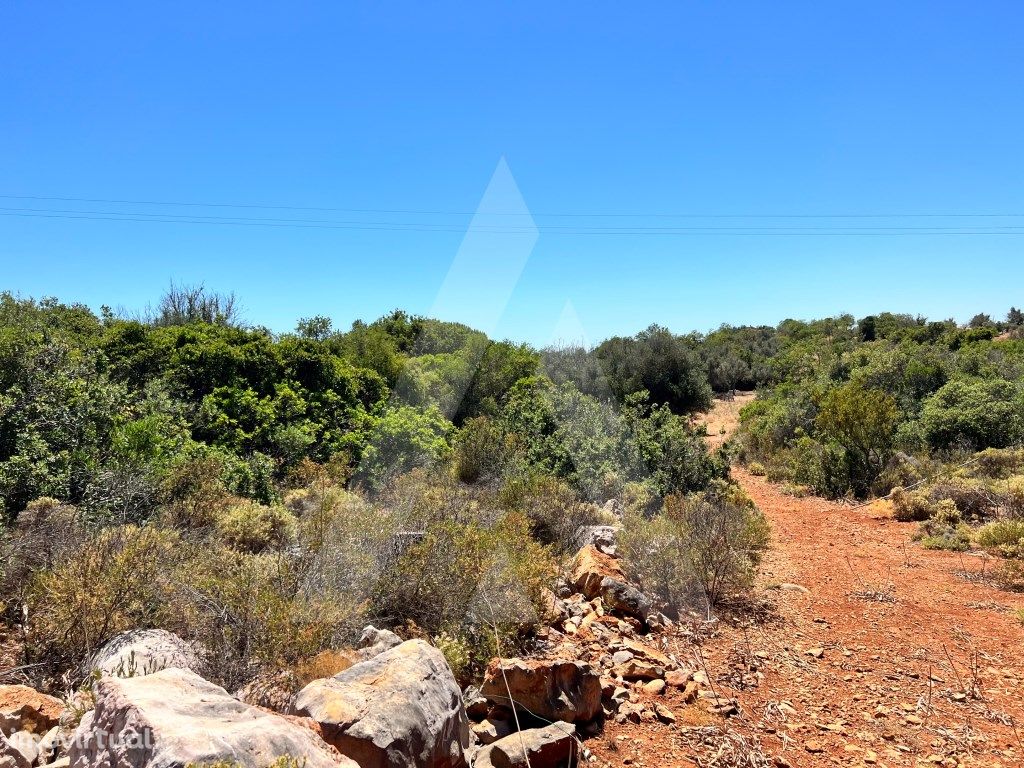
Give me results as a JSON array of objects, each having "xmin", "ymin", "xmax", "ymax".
[
  {"xmin": 815, "ymin": 381, "xmax": 900, "ymax": 498},
  {"xmin": 354, "ymin": 405, "xmax": 453, "ymax": 491},
  {"xmin": 914, "ymin": 500, "xmax": 971, "ymax": 551},
  {"xmin": 215, "ymin": 500, "xmax": 297, "ymax": 553},
  {"xmin": 920, "ymin": 378, "xmax": 1024, "ymax": 451},
  {"xmin": 891, "ymin": 487, "xmax": 939, "ymax": 522},
  {"xmin": 975, "ymin": 519, "xmax": 1024, "ymax": 558},
  {"xmin": 26, "ymin": 524, "xmax": 184, "ymax": 668},
  {"xmin": 619, "ymin": 482, "xmax": 769, "ymax": 614}
]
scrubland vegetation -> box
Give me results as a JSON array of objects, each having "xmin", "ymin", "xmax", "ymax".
[{"xmin": 1, "ymin": 288, "xmax": 1021, "ymax": 698}]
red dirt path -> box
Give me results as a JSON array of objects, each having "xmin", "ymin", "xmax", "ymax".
[{"xmin": 591, "ymin": 396, "xmax": 1024, "ymax": 768}]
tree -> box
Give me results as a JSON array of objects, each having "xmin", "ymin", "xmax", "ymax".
[
  {"xmin": 816, "ymin": 382, "xmax": 900, "ymax": 497},
  {"xmin": 1007, "ymin": 307, "xmax": 1024, "ymax": 328},
  {"xmin": 152, "ymin": 282, "xmax": 241, "ymax": 327}
]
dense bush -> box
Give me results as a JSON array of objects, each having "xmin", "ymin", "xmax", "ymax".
[
  {"xmin": 619, "ymin": 482, "xmax": 769, "ymax": 615},
  {"xmin": 921, "ymin": 378, "xmax": 1024, "ymax": 451}
]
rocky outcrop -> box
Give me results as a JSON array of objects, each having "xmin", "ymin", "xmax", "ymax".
[
  {"xmin": 568, "ymin": 546, "xmax": 624, "ymax": 599},
  {"xmin": 355, "ymin": 626, "xmax": 402, "ymax": 661},
  {"xmin": 480, "ymin": 660, "xmax": 601, "ymax": 724},
  {"xmin": 475, "ymin": 723, "xmax": 577, "ymax": 768},
  {"xmin": 0, "ymin": 686, "xmax": 64, "ymax": 737},
  {"xmin": 291, "ymin": 639, "xmax": 468, "ymax": 768},
  {"xmin": 88, "ymin": 629, "xmax": 203, "ymax": 679},
  {"xmin": 68, "ymin": 668, "xmax": 352, "ymax": 768}
]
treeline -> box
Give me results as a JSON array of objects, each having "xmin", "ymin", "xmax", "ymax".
[
  {"xmin": 0, "ymin": 287, "xmax": 740, "ymax": 524},
  {"xmin": 736, "ymin": 309, "xmax": 1024, "ymax": 498}
]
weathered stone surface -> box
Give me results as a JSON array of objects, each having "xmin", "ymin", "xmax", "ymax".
[
  {"xmin": 612, "ymin": 659, "xmax": 664, "ymax": 681},
  {"xmin": 568, "ymin": 546, "xmax": 624, "ymax": 599},
  {"xmin": 5, "ymin": 733, "xmax": 37, "ymax": 768},
  {"xmin": 1, "ymin": 731, "xmax": 31, "ymax": 768},
  {"xmin": 480, "ymin": 659, "xmax": 601, "ymax": 724},
  {"xmin": 37, "ymin": 726, "xmax": 63, "ymax": 765},
  {"xmin": 292, "ymin": 639, "xmax": 468, "ymax": 768},
  {"xmin": 470, "ymin": 718, "xmax": 513, "ymax": 746},
  {"xmin": 356, "ymin": 626, "xmax": 402, "ymax": 661},
  {"xmin": 88, "ymin": 629, "xmax": 203, "ymax": 679},
  {"xmin": 572, "ymin": 526, "xmax": 618, "ymax": 555},
  {"xmin": 476, "ymin": 723, "xmax": 577, "ymax": 768},
  {"xmin": 0, "ymin": 685, "xmax": 65, "ymax": 736},
  {"xmin": 463, "ymin": 687, "xmax": 488, "ymax": 722},
  {"xmin": 598, "ymin": 577, "xmax": 653, "ymax": 623},
  {"xmin": 68, "ymin": 668, "xmax": 351, "ymax": 768}
]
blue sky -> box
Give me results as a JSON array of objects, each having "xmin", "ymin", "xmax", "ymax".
[{"xmin": 1, "ymin": 2, "xmax": 1022, "ymax": 346}]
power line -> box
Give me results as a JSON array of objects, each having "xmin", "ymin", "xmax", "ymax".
[
  {"xmin": 4, "ymin": 210, "xmax": 1024, "ymax": 236},
  {"xmin": 2, "ymin": 193, "xmax": 1024, "ymax": 219},
  {"xmin": 9, "ymin": 204, "xmax": 1024, "ymax": 231}
]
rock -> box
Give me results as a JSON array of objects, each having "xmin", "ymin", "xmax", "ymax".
[
  {"xmin": 642, "ymin": 679, "xmax": 666, "ymax": 695},
  {"xmin": 356, "ymin": 625, "xmax": 402, "ymax": 661},
  {"xmin": 804, "ymin": 740, "xmax": 824, "ymax": 753},
  {"xmin": 68, "ymin": 668, "xmax": 351, "ymax": 768},
  {"xmin": 1, "ymin": 732, "xmax": 31, "ymax": 768},
  {"xmin": 5, "ymin": 733, "xmax": 37, "ymax": 768},
  {"xmin": 612, "ymin": 660, "xmax": 664, "ymax": 681},
  {"xmin": 615, "ymin": 638, "xmax": 672, "ymax": 668},
  {"xmin": 480, "ymin": 723, "xmax": 577, "ymax": 768},
  {"xmin": 470, "ymin": 719, "xmax": 513, "ymax": 746},
  {"xmin": 573, "ymin": 526, "xmax": 618, "ymax": 555},
  {"xmin": 0, "ymin": 686, "xmax": 65, "ymax": 737},
  {"xmin": 463, "ymin": 687, "xmax": 489, "ymax": 722},
  {"xmin": 292, "ymin": 639, "xmax": 468, "ymax": 768},
  {"xmin": 37, "ymin": 727, "xmax": 62, "ymax": 764},
  {"xmin": 599, "ymin": 578, "xmax": 654, "ymax": 623},
  {"xmin": 653, "ymin": 703, "xmax": 675, "ymax": 724},
  {"xmin": 805, "ymin": 647, "xmax": 825, "ymax": 659},
  {"xmin": 481, "ymin": 659, "xmax": 601, "ymax": 724},
  {"xmin": 611, "ymin": 651, "xmax": 633, "ymax": 665},
  {"xmin": 88, "ymin": 629, "xmax": 203, "ymax": 678},
  {"xmin": 664, "ymin": 670, "xmax": 689, "ymax": 688},
  {"xmin": 569, "ymin": 546, "xmax": 625, "ymax": 599}
]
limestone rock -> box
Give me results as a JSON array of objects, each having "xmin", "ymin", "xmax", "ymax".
[
  {"xmin": 88, "ymin": 629, "xmax": 203, "ymax": 679},
  {"xmin": 68, "ymin": 668, "xmax": 350, "ymax": 768},
  {"xmin": 356, "ymin": 626, "xmax": 402, "ymax": 661},
  {"xmin": 292, "ymin": 639, "xmax": 468, "ymax": 768},
  {"xmin": 477, "ymin": 723, "xmax": 577, "ymax": 768}
]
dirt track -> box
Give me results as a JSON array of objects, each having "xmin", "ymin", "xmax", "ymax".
[{"xmin": 594, "ymin": 396, "xmax": 1024, "ymax": 768}]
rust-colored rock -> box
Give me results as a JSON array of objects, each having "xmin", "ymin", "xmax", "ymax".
[
  {"xmin": 481, "ymin": 659, "xmax": 601, "ymax": 724},
  {"xmin": 569, "ymin": 545, "xmax": 624, "ymax": 599},
  {"xmin": 0, "ymin": 684, "xmax": 64, "ymax": 736}
]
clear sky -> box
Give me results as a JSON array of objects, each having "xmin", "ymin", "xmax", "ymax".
[{"xmin": 1, "ymin": 2, "xmax": 1022, "ymax": 346}]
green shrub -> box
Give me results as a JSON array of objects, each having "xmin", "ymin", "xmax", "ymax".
[
  {"xmin": 619, "ymin": 483, "xmax": 769, "ymax": 614},
  {"xmin": 921, "ymin": 378, "xmax": 1024, "ymax": 451},
  {"xmin": 432, "ymin": 630, "xmax": 472, "ymax": 682},
  {"xmin": 26, "ymin": 525, "xmax": 183, "ymax": 669},
  {"xmin": 915, "ymin": 500, "xmax": 970, "ymax": 550},
  {"xmin": 891, "ymin": 487, "xmax": 935, "ymax": 522},
  {"xmin": 747, "ymin": 461, "xmax": 766, "ymax": 477},
  {"xmin": 975, "ymin": 519, "xmax": 1024, "ymax": 557},
  {"xmin": 216, "ymin": 500, "xmax": 297, "ymax": 553},
  {"xmin": 973, "ymin": 448, "xmax": 1024, "ymax": 479}
]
